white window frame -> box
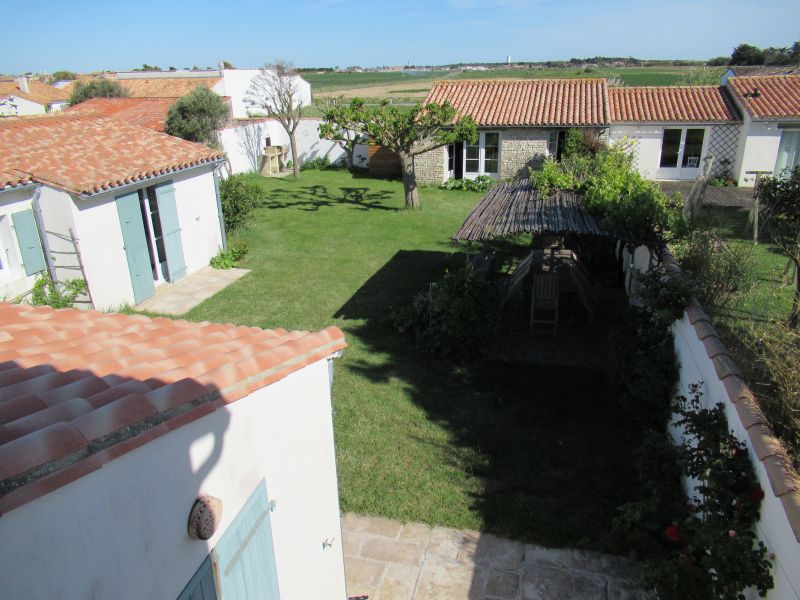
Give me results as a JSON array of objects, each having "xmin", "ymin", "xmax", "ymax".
[
  {"xmin": 657, "ymin": 126, "xmax": 708, "ymax": 180},
  {"xmin": 463, "ymin": 131, "xmax": 501, "ymax": 179}
]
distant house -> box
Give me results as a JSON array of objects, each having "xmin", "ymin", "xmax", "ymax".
[
  {"xmin": 607, "ymin": 86, "xmax": 742, "ymax": 181},
  {"xmin": 416, "ymin": 79, "xmax": 609, "ymax": 183},
  {"xmin": 0, "ymin": 77, "xmax": 69, "ymax": 116},
  {"xmin": 720, "ymin": 65, "xmax": 800, "ymax": 86},
  {"xmin": 725, "ymin": 75, "xmax": 800, "ymax": 186},
  {"xmin": 417, "ymin": 75, "xmax": 800, "ymax": 187},
  {"xmin": 0, "ymin": 301, "xmax": 348, "ymax": 599},
  {"xmin": 0, "ymin": 113, "xmax": 226, "ymax": 308}
]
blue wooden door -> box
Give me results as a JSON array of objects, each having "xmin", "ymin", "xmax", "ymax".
[
  {"xmin": 214, "ymin": 482, "xmax": 280, "ymax": 600},
  {"xmin": 154, "ymin": 182, "xmax": 187, "ymax": 282},
  {"xmin": 177, "ymin": 555, "xmax": 219, "ymax": 600},
  {"xmin": 116, "ymin": 190, "xmax": 155, "ymax": 304},
  {"xmin": 11, "ymin": 210, "xmax": 46, "ymax": 276}
]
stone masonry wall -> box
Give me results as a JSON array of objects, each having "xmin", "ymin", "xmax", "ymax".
[
  {"xmin": 499, "ymin": 129, "xmax": 549, "ymax": 179},
  {"xmin": 415, "ymin": 147, "xmax": 446, "ymax": 184}
]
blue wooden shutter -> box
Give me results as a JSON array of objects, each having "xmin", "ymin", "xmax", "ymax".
[
  {"xmin": 116, "ymin": 190, "xmax": 155, "ymax": 304},
  {"xmin": 177, "ymin": 556, "xmax": 219, "ymax": 600},
  {"xmin": 11, "ymin": 210, "xmax": 46, "ymax": 276},
  {"xmin": 154, "ymin": 181, "xmax": 187, "ymax": 282},
  {"xmin": 214, "ymin": 482, "xmax": 280, "ymax": 600}
]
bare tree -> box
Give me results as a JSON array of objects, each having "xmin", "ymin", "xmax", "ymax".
[
  {"xmin": 235, "ymin": 121, "xmax": 268, "ymax": 172},
  {"xmin": 245, "ymin": 60, "xmax": 304, "ymax": 178}
]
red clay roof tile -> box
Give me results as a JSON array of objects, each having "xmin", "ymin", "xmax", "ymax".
[
  {"xmin": 608, "ymin": 86, "xmax": 740, "ymax": 123},
  {"xmin": 0, "ymin": 113, "xmax": 224, "ymax": 196},
  {"xmin": 0, "ymin": 302, "xmax": 346, "ymax": 513},
  {"xmin": 65, "ymin": 97, "xmax": 177, "ymax": 131},
  {"xmin": 424, "ymin": 79, "xmax": 610, "ymax": 127},
  {"xmin": 727, "ymin": 75, "xmax": 800, "ymax": 121}
]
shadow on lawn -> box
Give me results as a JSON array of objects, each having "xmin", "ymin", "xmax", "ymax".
[
  {"xmin": 334, "ymin": 250, "xmax": 642, "ymax": 553},
  {"xmin": 262, "ymin": 185, "xmax": 398, "ymax": 212}
]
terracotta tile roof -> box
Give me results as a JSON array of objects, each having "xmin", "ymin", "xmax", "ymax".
[
  {"xmin": 0, "ymin": 79, "xmax": 69, "ymax": 106},
  {"xmin": 424, "ymin": 79, "xmax": 610, "ymax": 127},
  {"xmin": 65, "ymin": 97, "xmax": 178, "ymax": 131},
  {"xmin": 727, "ymin": 66, "xmax": 800, "ymax": 78},
  {"xmin": 727, "ymin": 75, "xmax": 800, "ymax": 121},
  {"xmin": 0, "ymin": 113, "xmax": 225, "ymax": 196},
  {"xmin": 608, "ymin": 86, "xmax": 741, "ymax": 123},
  {"xmin": 0, "ymin": 168, "xmax": 35, "ymax": 191},
  {"xmin": 0, "ymin": 302, "xmax": 346, "ymax": 515},
  {"xmin": 118, "ymin": 77, "xmax": 221, "ymax": 98}
]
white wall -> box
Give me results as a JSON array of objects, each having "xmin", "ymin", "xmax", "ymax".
[
  {"xmin": 70, "ymin": 166, "xmax": 222, "ymax": 310},
  {"xmin": 0, "ymin": 188, "xmax": 39, "ymax": 299},
  {"xmin": 221, "ymin": 119, "xmax": 347, "ymax": 175},
  {"xmin": 610, "ymin": 124, "xmax": 664, "ymax": 180},
  {"xmin": 0, "ymin": 358, "xmax": 347, "ymax": 600},
  {"xmin": 735, "ymin": 119, "xmax": 783, "ymax": 187},
  {"xmin": 38, "ymin": 185, "xmax": 80, "ymax": 286},
  {"xmin": 171, "ymin": 166, "xmax": 223, "ymax": 273},
  {"xmin": 72, "ymin": 189, "xmax": 136, "ymax": 309},
  {"xmin": 622, "ymin": 246, "xmax": 800, "ymax": 600},
  {"xmin": 0, "ymin": 95, "xmax": 46, "ymax": 116},
  {"xmin": 217, "ymin": 69, "xmax": 313, "ymax": 119}
]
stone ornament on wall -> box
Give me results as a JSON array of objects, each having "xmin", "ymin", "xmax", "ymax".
[{"xmin": 188, "ymin": 495, "xmax": 224, "ymax": 540}]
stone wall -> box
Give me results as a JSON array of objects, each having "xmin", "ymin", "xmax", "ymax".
[
  {"xmin": 415, "ymin": 147, "xmax": 446, "ymax": 184},
  {"xmin": 499, "ymin": 129, "xmax": 549, "ymax": 179}
]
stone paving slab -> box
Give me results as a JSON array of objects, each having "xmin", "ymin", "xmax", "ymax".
[
  {"xmin": 135, "ymin": 266, "xmax": 249, "ymax": 315},
  {"xmin": 342, "ymin": 513, "xmax": 654, "ymax": 600}
]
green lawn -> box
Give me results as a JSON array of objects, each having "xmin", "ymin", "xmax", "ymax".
[{"xmin": 185, "ymin": 170, "xmax": 644, "ymax": 548}]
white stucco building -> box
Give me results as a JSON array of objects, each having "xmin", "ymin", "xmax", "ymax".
[
  {"xmin": 0, "ymin": 113, "xmax": 226, "ymax": 309},
  {"xmin": 0, "ymin": 77, "xmax": 69, "ymax": 116},
  {"xmin": 0, "ymin": 301, "xmax": 348, "ymax": 599}
]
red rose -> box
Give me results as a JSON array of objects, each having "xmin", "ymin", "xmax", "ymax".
[
  {"xmin": 665, "ymin": 525, "xmax": 681, "ymax": 542},
  {"xmin": 751, "ymin": 487, "xmax": 765, "ymax": 502}
]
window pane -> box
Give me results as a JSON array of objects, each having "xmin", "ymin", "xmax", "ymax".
[
  {"xmin": 484, "ymin": 132, "xmax": 499, "ymax": 147},
  {"xmin": 484, "ymin": 159, "xmax": 498, "ymax": 173},
  {"xmin": 682, "ymin": 129, "xmax": 705, "ymax": 168},
  {"xmin": 548, "ymin": 130, "xmax": 558, "ymax": 155},
  {"xmin": 660, "ymin": 129, "xmax": 681, "ymax": 168},
  {"xmin": 466, "ymin": 159, "xmax": 480, "ymax": 173},
  {"xmin": 466, "ymin": 146, "xmax": 479, "ymax": 159},
  {"xmin": 485, "ymin": 146, "xmax": 498, "ymax": 161},
  {"xmin": 775, "ymin": 130, "xmax": 800, "ymax": 175}
]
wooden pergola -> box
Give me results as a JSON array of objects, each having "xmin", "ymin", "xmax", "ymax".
[{"xmin": 452, "ymin": 180, "xmax": 637, "ymax": 244}]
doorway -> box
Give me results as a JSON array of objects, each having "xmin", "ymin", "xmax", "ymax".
[{"xmin": 447, "ymin": 142, "xmax": 464, "ymax": 180}]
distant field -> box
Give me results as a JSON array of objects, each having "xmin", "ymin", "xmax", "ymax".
[{"xmin": 306, "ymin": 66, "xmax": 724, "ymax": 101}]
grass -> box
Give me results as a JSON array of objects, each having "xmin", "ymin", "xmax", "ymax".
[
  {"xmin": 184, "ymin": 170, "xmax": 646, "ymax": 548},
  {"xmin": 306, "ymin": 66, "xmax": 724, "ymax": 99}
]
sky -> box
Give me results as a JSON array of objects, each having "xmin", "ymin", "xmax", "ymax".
[{"xmin": 5, "ymin": 0, "xmax": 800, "ymax": 74}]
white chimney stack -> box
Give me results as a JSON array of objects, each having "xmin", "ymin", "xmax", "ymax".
[
  {"xmin": 507, "ymin": 55, "xmax": 511, "ymax": 66},
  {"xmin": 15, "ymin": 76, "xmax": 29, "ymax": 94}
]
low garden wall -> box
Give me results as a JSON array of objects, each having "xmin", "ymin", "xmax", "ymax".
[{"xmin": 622, "ymin": 243, "xmax": 800, "ymax": 599}]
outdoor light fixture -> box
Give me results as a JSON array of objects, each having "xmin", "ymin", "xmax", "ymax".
[{"xmin": 188, "ymin": 495, "xmax": 223, "ymax": 540}]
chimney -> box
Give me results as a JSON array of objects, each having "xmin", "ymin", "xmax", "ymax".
[{"xmin": 15, "ymin": 76, "xmax": 29, "ymax": 94}]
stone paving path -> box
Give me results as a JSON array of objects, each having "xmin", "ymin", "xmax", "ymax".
[
  {"xmin": 135, "ymin": 266, "xmax": 249, "ymax": 315},
  {"xmin": 342, "ymin": 514, "xmax": 653, "ymax": 600}
]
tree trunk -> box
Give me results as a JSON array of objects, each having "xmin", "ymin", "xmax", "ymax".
[
  {"xmin": 399, "ymin": 152, "xmax": 420, "ymax": 209},
  {"xmin": 790, "ymin": 260, "xmax": 800, "ymax": 329},
  {"xmin": 344, "ymin": 146, "xmax": 354, "ymax": 172},
  {"xmin": 289, "ymin": 131, "xmax": 300, "ymax": 178}
]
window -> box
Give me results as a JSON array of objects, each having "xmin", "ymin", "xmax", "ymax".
[
  {"xmin": 484, "ymin": 132, "xmax": 499, "ymax": 173},
  {"xmin": 660, "ymin": 129, "xmax": 682, "ymax": 168},
  {"xmin": 0, "ymin": 215, "xmax": 13, "ymax": 275},
  {"xmin": 447, "ymin": 144, "xmax": 455, "ymax": 172},
  {"xmin": 660, "ymin": 128, "xmax": 706, "ymax": 171},
  {"xmin": 775, "ymin": 130, "xmax": 800, "ymax": 175},
  {"xmin": 465, "ymin": 142, "xmax": 480, "ymax": 173},
  {"xmin": 682, "ymin": 129, "xmax": 705, "ymax": 167}
]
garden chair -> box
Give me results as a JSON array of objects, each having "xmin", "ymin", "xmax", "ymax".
[{"xmin": 530, "ymin": 272, "xmax": 559, "ymax": 336}]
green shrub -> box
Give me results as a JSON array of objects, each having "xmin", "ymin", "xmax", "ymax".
[
  {"xmin": 300, "ymin": 156, "xmax": 332, "ymax": 171},
  {"xmin": 672, "ymin": 231, "xmax": 755, "ymax": 316},
  {"xmin": 530, "ymin": 157, "xmax": 576, "ymax": 195},
  {"xmin": 635, "ymin": 267, "xmax": 698, "ymax": 327},
  {"xmin": 392, "ymin": 266, "xmax": 496, "ymax": 357},
  {"xmin": 439, "ymin": 175, "xmax": 495, "ymax": 193},
  {"xmin": 562, "ymin": 128, "xmax": 605, "ymax": 159},
  {"xmin": 68, "ymin": 79, "xmax": 128, "ymax": 106},
  {"xmin": 219, "ymin": 174, "xmax": 265, "ymax": 232},
  {"xmin": 26, "ymin": 273, "xmax": 86, "ymax": 308},
  {"xmin": 164, "ymin": 88, "xmax": 229, "ymax": 147},
  {"xmin": 210, "ymin": 238, "xmax": 249, "ymax": 269}
]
